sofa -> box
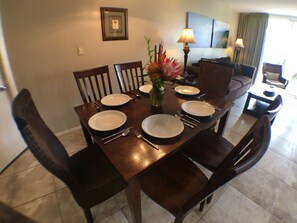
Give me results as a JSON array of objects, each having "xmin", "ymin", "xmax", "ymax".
[{"xmin": 186, "ymin": 57, "xmax": 257, "ymax": 101}]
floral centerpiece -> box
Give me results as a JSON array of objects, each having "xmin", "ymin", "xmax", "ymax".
[{"xmin": 145, "ymin": 37, "xmax": 182, "ymax": 107}]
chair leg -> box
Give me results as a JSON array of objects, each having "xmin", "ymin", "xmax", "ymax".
[
  {"xmin": 199, "ymin": 200, "xmax": 206, "ymax": 212},
  {"xmin": 83, "ymin": 208, "xmax": 93, "ymax": 223},
  {"xmin": 206, "ymin": 194, "xmax": 213, "ymax": 204}
]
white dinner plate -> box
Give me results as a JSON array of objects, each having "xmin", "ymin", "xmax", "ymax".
[
  {"xmin": 88, "ymin": 110, "xmax": 127, "ymax": 131},
  {"xmin": 181, "ymin": 101, "xmax": 215, "ymax": 117},
  {"xmin": 175, "ymin": 86, "xmax": 200, "ymax": 95},
  {"xmin": 141, "ymin": 114, "xmax": 184, "ymax": 138},
  {"xmin": 101, "ymin": 94, "xmax": 131, "ymax": 106},
  {"xmin": 139, "ymin": 84, "xmax": 152, "ymax": 94}
]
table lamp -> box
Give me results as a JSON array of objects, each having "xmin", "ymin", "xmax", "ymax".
[
  {"xmin": 234, "ymin": 38, "xmax": 244, "ymax": 63},
  {"xmin": 177, "ymin": 28, "xmax": 196, "ymax": 75}
]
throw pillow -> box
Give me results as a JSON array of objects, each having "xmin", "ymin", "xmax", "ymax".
[
  {"xmin": 266, "ymin": 71, "xmax": 280, "ymax": 81},
  {"xmin": 234, "ymin": 63, "xmax": 243, "ymax": 76}
]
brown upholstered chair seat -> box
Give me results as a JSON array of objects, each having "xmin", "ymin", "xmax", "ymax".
[{"xmin": 184, "ymin": 130, "xmax": 234, "ymax": 171}]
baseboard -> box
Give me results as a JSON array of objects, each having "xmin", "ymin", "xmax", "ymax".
[{"xmin": 55, "ymin": 125, "xmax": 82, "ymax": 137}]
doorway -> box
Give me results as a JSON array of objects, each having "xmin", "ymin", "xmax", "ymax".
[{"xmin": 260, "ymin": 16, "xmax": 297, "ymax": 98}]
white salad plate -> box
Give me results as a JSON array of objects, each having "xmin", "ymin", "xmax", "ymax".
[
  {"xmin": 175, "ymin": 86, "xmax": 200, "ymax": 95},
  {"xmin": 181, "ymin": 101, "xmax": 215, "ymax": 117},
  {"xmin": 88, "ymin": 110, "xmax": 127, "ymax": 131},
  {"xmin": 141, "ymin": 114, "xmax": 184, "ymax": 138},
  {"xmin": 101, "ymin": 94, "xmax": 131, "ymax": 106},
  {"xmin": 139, "ymin": 84, "xmax": 153, "ymax": 94}
]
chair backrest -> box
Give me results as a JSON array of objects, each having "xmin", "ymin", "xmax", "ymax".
[
  {"xmin": 197, "ymin": 61, "xmax": 233, "ymax": 98},
  {"xmin": 12, "ymin": 89, "xmax": 77, "ymax": 187},
  {"xmin": 209, "ymin": 115, "xmax": 271, "ymax": 188},
  {"xmin": 262, "ymin": 62, "xmax": 282, "ymax": 80},
  {"xmin": 114, "ymin": 61, "xmax": 144, "ymax": 93},
  {"xmin": 265, "ymin": 95, "xmax": 283, "ymax": 124},
  {"xmin": 73, "ymin": 65, "xmax": 112, "ymax": 104}
]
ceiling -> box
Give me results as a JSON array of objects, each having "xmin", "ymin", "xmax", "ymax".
[{"xmin": 217, "ymin": 0, "xmax": 297, "ymax": 18}]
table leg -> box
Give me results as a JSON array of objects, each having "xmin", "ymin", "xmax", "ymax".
[
  {"xmin": 125, "ymin": 178, "xmax": 141, "ymax": 223},
  {"xmin": 80, "ymin": 121, "xmax": 93, "ymax": 145},
  {"xmin": 243, "ymin": 93, "xmax": 251, "ymax": 114},
  {"xmin": 217, "ymin": 110, "xmax": 230, "ymax": 136}
]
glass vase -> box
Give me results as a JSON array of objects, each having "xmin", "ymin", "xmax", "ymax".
[{"xmin": 149, "ymin": 86, "xmax": 165, "ymax": 107}]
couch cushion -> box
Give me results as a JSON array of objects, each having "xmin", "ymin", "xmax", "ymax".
[
  {"xmin": 234, "ymin": 63, "xmax": 243, "ymax": 76},
  {"xmin": 229, "ymin": 79, "xmax": 243, "ymax": 92},
  {"xmin": 232, "ymin": 75, "xmax": 252, "ymax": 86}
]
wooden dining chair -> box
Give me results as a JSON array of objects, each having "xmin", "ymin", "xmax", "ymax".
[
  {"xmin": 73, "ymin": 65, "xmax": 113, "ymax": 104},
  {"xmin": 197, "ymin": 61, "xmax": 233, "ymax": 98},
  {"xmin": 262, "ymin": 62, "xmax": 289, "ymax": 89},
  {"xmin": 113, "ymin": 60, "xmax": 145, "ymax": 93},
  {"xmin": 140, "ymin": 115, "xmax": 271, "ymax": 223},
  {"xmin": 265, "ymin": 95, "xmax": 283, "ymax": 125},
  {"xmin": 12, "ymin": 89, "xmax": 127, "ymax": 223}
]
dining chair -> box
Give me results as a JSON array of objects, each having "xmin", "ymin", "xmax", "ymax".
[
  {"xmin": 12, "ymin": 89, "xmax": 127, "ymax": 223},
  {"xmin": 265, "ymin": 95, "xmax": 283, "ymax": 125},
  {"xmin": 197, "ymin": 60, "xmax": 233, "ymax": 98},
  {"xmin": 113, "ymin": 60, "xmax": 145, "ymax": 93},
  {"xmin": 140, "ymin": 115, "xmax": 271, "ymax": 223},
  {"xmin": 262, "ymin": 62, "xmax": 289, "ymax": 89},
  {"xmin": 73, "ymin": 65, "xmax": 113, "ymax": 104}
]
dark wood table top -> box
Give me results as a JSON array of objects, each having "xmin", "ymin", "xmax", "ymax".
[{"xmin": 74, "ymin": 83, "xmax": 233, "ymax": 181}]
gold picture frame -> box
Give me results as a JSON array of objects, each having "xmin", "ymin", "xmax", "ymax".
[{"xmin": 100, "ymin": 7, "xmax": 128, "ymax": 41}]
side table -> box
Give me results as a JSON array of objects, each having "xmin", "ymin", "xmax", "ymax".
[{"xmin": 243, "ymin": 84, "xmax": 282, "ymax": 117}]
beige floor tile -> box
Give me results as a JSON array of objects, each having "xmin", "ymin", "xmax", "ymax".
[
  {"xmin": 0, "ymin": 174, "xmax": 15, "ymax": 206},
  {"xmin": 56, "ymin": 187, "xmax": 124, "ymax": 223},
  {"xmin": 122, "ymin": 194, "xmax": 175, "ymax": 223},
  {"xmin": 3, "ymin": 165, "xmax": 55, "ymax": 207},
  {"xmin": 58, "ymin": 129, "xmax": 86, "ymax": 155},
  {"xmin": 14, "ymin": 192, "xmax": 62, "ymax": 223},
  {"xmin": 12, "ymin": 152, "xmax": 40, "ymax": 174},
  {"xmin": 203, "ymin": 186, "xmax": 278, "ymax": 223},
  {"xmin": 231, "ymin": 166, "xmax": 287, "ymax": 213},
  {"xmin": 285, "ymin": 161, "xmax": 297, "ymax": 190},
  {"xmin": 269, "ymin": 134, "xmax": 293, "ymax": 159},
  {"xmin": 52, "ymin": 175, "xmax": 66, "ymax": 191},
  {"xmin": 0, "ymin": 163, "xmax": 15, "ymax": 179},
  {"xmin": 289, "ymin": 143, "xmax": 297, "ymax": 163},
  {"xmin": 98, "ymin": 210, "xmax": 128, "ymax": 223},
  {"xmin": 257, "ymin": 149, "xmax": 290, "ymax": 181},
  {"xmin": 272, "ymin": 183, "xmax": 297, "ymax": 223},
  {"xmin": 56, "ymin": 187, "xmax": 85, "ymax": 223}
]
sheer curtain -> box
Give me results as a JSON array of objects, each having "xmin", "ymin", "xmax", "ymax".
[
  {"xmin": 236, "ymin": 13, "xmax": 269, "ymax": 83},
  {"xmin": 261, "ymin": 17, "xmax": 297, "ymax": 96}
]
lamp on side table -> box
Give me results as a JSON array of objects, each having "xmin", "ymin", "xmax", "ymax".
[
  {"xmin": 177, "ymin": 28, "xmax": 196, "ymax": 76},
  {"xmin": 234, "ymin": 38, "xmax": 244, "ymax": 63}
]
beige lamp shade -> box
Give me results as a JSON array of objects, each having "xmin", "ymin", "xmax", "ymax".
[
  {"xmin": 177, "ymin": 28, "xmax": 196, "ymax": 43},
  {"xmin": 235, "ymin": 38, "xmax": 244, "ymax": 48}
]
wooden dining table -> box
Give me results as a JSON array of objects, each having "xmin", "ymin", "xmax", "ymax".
[{"xmin": 74, "ymin": 82, "xmax": 233, "ymax": 223}]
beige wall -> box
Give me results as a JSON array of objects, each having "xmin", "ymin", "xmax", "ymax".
[{"xmin": 0, "ymin": 0, "xmax": 238, "ymax": 133}]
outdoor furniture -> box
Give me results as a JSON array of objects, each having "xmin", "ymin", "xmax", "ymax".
[
  {"xmin": 262, "ymin": 62, "xmax": 289, "ymax": 89},
  {"xmin": 12, "ymin": 89, "xmax": 127, "ymax": 223}
]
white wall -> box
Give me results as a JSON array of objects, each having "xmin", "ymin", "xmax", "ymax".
[{"xmin": 0, "ymin": 0, "xmax": 238, "ymax": 133}]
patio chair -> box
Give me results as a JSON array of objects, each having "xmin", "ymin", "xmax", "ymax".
[{"xmin": 262, "ymin": 62, "xmax": 289, "ymax": 89}]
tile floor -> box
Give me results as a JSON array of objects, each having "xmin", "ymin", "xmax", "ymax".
[{"xmin": 1, "ymin": 91, "xmax": 297, "ymax": 223}]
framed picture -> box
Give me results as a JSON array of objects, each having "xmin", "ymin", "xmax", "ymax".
[
  {"xmin": 187, "ymin": 12, "xmax": 213, "ymax": 48},
  {"xmin": 100, "ymin": 7, "xmax": 128, "ymax": 41},
  {"xmin": 211, "ymin": 20, "xmax": 230, "ymax": 48}
]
